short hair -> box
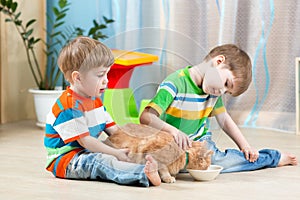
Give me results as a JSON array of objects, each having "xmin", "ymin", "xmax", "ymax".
[
  {"xmin": 204, "ymin": 44, "xmax": 252, "ymax": 96},
  {"xmin": 58, "ymin": 36, "xmax": 115, "ymax": 83}
]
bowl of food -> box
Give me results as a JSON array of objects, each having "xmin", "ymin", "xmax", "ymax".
[{"xmin": 187, "ymin": 165, "xmax": 223, "ymax": 181}]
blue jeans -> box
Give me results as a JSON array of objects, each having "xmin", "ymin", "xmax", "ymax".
[
  {"xmin": 198, "ymin": 133, "xmax": 281, "ymax": 173},
  {"xmin": 65, "ymin": 150, "xmax": 150, "ymax": 187}
]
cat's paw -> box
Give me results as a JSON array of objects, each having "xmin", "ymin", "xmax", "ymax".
[{"xmin": 162, "ymin": 176, "xmax": 176, "ymax": 183}]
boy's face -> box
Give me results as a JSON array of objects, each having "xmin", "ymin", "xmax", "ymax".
[
  {"xmin": 202, "ymin": 64, "xmax": 235, "ymax": 96},
  {"xmin": 76, "ymin": 66, "xmax": 110, "ymax": 98}
]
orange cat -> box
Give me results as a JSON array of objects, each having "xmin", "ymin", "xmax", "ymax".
[{"xmin": 106, "ymin": 123, "xmax": 213, "ymax": 183}]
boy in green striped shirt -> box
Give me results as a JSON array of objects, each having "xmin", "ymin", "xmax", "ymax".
[{"xmin": 140, "ymin": 44, "xmax": 297, "ymax": 173}]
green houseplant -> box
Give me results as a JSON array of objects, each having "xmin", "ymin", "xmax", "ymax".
[
  {"xmin": 0, "ymin": 0, "xmax": 114, "ymax": 90},
  {"xmin": 0, "ymin": 0, "xmax": 114, "ymax": 126}
]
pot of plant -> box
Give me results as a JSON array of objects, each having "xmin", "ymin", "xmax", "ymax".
[
  {"xmin": 1, "ymin": 0, "xmax": 114, "ymax": 127},
  {"xmin": 28, "ymin": 88, "xmax": 63, "ymax": 127}
]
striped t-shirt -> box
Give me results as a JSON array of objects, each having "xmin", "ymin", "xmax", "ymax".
[
  {"xmin": 44, "ymin": 87, "xmax": 115, "ymax": 178},
  {"xmin": 148, "ymin": 66, "xmax": 226, "ymax": 140}
]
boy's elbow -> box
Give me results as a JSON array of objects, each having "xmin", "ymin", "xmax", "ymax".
[
  {"xmin": 139, "ymin": 107, "xmax": 159, "ymax": 125},
  {"xmin": 77, "ymin": 137, "xmax": 86, "ymax": 148},
  {"xmin": 77, "ymin": 136, "xmax": 92, "ymax": 148},
  {"xmin": 139, "ymin": 110, "xmax": 148, "ymax": 124}
]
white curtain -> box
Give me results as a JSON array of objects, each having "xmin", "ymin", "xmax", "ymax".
[{"xmin": 102, "ymin": 0, "xmax": 300, "ymax": 133}]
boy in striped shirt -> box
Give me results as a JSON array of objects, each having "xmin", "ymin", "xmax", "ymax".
[
  {"xmin": 140, "ymin": 44, "xmax": 297, "ymax": 173},
  {"xmin": 44, "ymin": 36, "xmax": 160, "ymax": 187}
]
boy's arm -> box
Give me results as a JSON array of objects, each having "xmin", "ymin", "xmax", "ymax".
[
  {"xmin": 77, "ymin": 134, "xmax": 130, "ymax": 162},
  {"xmin": 140, "ymin": 107, "xmax": 192, "ymax": 150},
  {"xmin": 215, "ymin": 111, "xmax": 259, "ymax": 162},
  {"xmin": 104, "ymin": 124, "xmax": 121, "ymax": 136}
]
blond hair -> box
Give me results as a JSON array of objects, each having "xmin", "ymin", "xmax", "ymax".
[
  {"xmin": 58, "ymin": 36, "xmax": 115, "ymax": 84},
  {"xmin": 204, "ymin": 44, "xmax": 252, "ymax": 96}
]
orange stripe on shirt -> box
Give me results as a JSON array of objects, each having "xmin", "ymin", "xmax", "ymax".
[
  {"xmin": 52, "ymin": 103, "xmax": 63, "ymax": 117},
  {"xmin": 53, "ymin": 148, "xmax": 82, "ymax": 178},
  {"xmin": 106, "ymin": 122, "xmax": 116, "ymax": 128},
  {"xmin": 45, "ymin": 133, "xmax": 60, "ymax": 138},
  {"xmin": 64, "ymin": 132, "xmax": 89, "ymax": 144},
  {"xmin": 52, "ymin": 97, "xmax": 70, "ymax": 117},
  {"xmin": 46, "ymin": 159, "xmax": 56, "ymax": 173},
  {"xmin": 77, "ymin": 98, "xmax": 103, "ymax": 112}
]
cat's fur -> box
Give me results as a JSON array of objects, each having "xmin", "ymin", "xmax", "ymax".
[{"xmin": 105, "ymin": 123, "xmax": 213, "ymax": 183}]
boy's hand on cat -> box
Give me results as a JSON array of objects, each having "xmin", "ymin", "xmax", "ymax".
[
  {"xmin": 171, "ymin": 130, "xmax": 192, "ymax": 150},
  {"xmin": 241, "ymin": 147, "xmax": 259, "ymax": 162},
  {"xmin": 115, "ymin": 148, "xmax": 131, "ymax": 162}
]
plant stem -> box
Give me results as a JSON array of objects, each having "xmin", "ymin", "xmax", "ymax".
[{"xmin": 3, "ymin": 6, "xmax": 42, "ymax": 88}]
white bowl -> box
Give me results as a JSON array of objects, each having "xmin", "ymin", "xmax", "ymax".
[{"xmin": 187, "ymin": 165, "xmax": 223, "ymax": 181}]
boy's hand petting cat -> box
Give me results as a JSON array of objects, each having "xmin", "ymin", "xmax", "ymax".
[
  {"xmin": 115, "ymin": 148, "xmax": 131, "ymax": 162},
  {"xmin": 171, "ymin": 130, "xmax": 192, "ymax": 150},
  {"xmin": 241, "ymin": 147, "xmax": 259, "ymax": 162}
]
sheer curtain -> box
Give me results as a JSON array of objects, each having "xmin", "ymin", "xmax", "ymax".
[{"xmin": 103, "ymin": 0, "xmax": 300, "ymax": 133}]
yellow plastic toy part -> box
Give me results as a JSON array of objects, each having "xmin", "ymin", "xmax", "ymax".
[{"xmin": 112, "ymin": 49, "xmax": 159, "ymax": 66}]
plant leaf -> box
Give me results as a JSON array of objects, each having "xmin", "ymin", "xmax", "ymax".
[
  {"xmin": 88, "ymin": 27, "xmax": 96, "ymax": 35},
  {"xmin": 23, "ymin": 29, "xmax": 33, "ymax": 39},
  {"xmin": 52, "ymin": 7, "xmax": 59, "ymax": 16},
  {"xmin": 53, "ymin": 21, "xmax": 64, "ymax": 28},
  {"xmin": 93, "ymin": 19, "xmax": 98, "ymax": 27},
  {"xmin": 50, "ymin": 31, "xmax": 62, "ymax": 38},
  {"xmin": 1, "ymin": 0, "xmax": 7, "ymax": 6},
  {"xmin": 103, "ymin": 16, "xmax": 108, "ymax": 23},
  {"xmin": 26, "ymin": 19, "xmax": 36, "ymax": 28},
  {"xmin": 58, "ymin": 0, "xmax": 67, "ymax": 8},
  {"xmin": 98, "ymin": 24, "xmax": 107, "ymax": 29},
  {"xmin": 28, "ymin": 37, "xmax": 35, "ymax": 48},
  {"xmin": 7, "ymin": 0, "xmax": 12, "ymax": 8},
  {"xmin": 56, "ymin": 13, "xmax": 66, "ymax": 21},
  {"xmin": 34, "ymin": 38, "xmax": 41, "ymax": 44},
  {"xmin": 103, "ymin": 16, "xmax": 114, "ymax": 23},
  {"xmin": 61, "ymin": 8, "xmax": 69, "ymax": 13},
  {"xmin": 14, "ymin": 11, "xmax": 21, "ymax": 19},
  {"xmin": 11, "ymin": 2, "xmax": 17, "ymax": 12},
  {"xmin": 15, "ymin": 19, "xmax": 22, "ymax": 25}
]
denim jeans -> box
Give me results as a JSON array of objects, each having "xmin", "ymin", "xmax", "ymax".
[
  {"xmin": 65, "ymin": 150, "xmax": 150, "ymax": 187},
  {"xmin": 198, "ymin": 133, "xmax": 281, "ymax": 173}
]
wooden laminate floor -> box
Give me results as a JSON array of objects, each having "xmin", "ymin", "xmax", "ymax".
[{"xmin": 0, "ymin": 120, "xmax": 299, "ymax": 200}]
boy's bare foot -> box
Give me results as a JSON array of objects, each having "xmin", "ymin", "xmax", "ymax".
[
  {"xmin": 144, "ymin": 155, "xmax": 161, "ymax": 186},
  {"xmin": 278, "ymin": 153, "xmax": 298, "ymax": 167}
]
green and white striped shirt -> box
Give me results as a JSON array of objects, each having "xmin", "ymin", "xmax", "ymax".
[{"xmin": 148, "ymin": 66, "xmax": 225, "ymax": 140}]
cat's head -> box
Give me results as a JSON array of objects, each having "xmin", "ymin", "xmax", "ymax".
[{"xmin": 186, "ymin": 141, "xmax": 213, "ymax": 170}]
